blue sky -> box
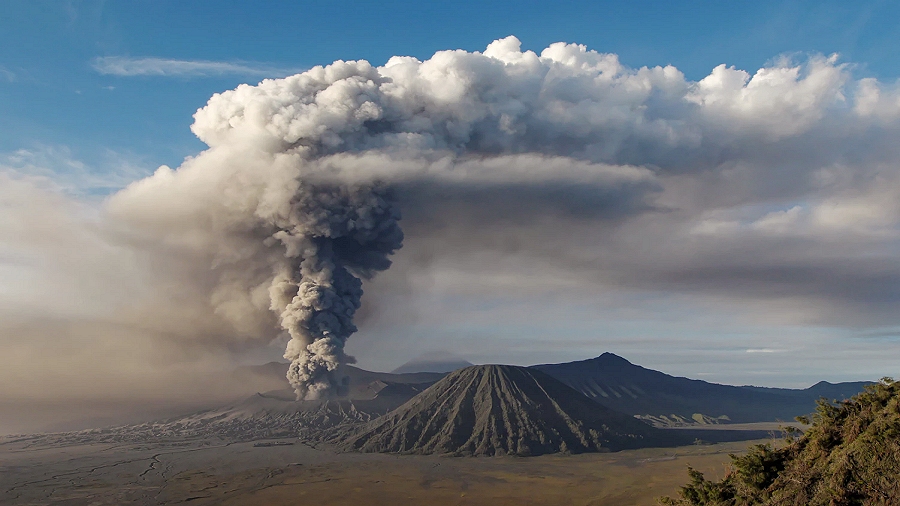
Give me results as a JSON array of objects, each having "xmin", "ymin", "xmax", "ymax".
[{"xmin": 2, "ymin": 0, "xmax": 900, "ymax": 405}]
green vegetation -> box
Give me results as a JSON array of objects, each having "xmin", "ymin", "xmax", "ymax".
[{"xmin": 661, "ymin": 378, "xmax": 900, "ymax": 505}]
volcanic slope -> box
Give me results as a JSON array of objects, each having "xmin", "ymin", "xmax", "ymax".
[
  {"xmin": 534, "ymin": 353, "xmax": 870, "ymax": 424},
  {"xmin": 17, "ymin": 382, "xmax": 432, "ymax": 447},
  {"xmin": 340, "ymin": 364, "xmax": 676, "ymax": 456}
]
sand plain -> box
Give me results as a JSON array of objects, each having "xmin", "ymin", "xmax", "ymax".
[{"xmin": 0, "ymin": 435, "xmax": 770, "ymax": 506}]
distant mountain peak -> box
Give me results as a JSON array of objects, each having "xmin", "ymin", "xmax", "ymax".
[{"xmin": 595, "ymin": 352, "xmax": 633, "ymax": 364}]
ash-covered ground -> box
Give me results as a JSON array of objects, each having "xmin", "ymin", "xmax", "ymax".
[{"xmin": 0, "ymin": 434, "xmax": 765, "ymax": 506}]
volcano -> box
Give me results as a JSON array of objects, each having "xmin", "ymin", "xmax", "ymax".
[{"xmin": 340, "ymin": 364, "xmax": 671, "ymax": 456}]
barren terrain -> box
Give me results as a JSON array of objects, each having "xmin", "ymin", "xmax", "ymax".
[{"xmin": 1, "ymin": 434, "xmax": 770, "ymax": 505}]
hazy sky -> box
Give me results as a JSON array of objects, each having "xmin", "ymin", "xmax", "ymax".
[{"xmin": 1, "ymin": 0, "xmax": 899, "ymax": 433}]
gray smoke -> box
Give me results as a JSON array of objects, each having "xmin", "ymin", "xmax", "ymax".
[{"xmin": 269, "ymin": 182, "xmax": 402, "ymax": 399}]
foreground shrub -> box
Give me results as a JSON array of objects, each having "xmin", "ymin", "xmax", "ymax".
[{"xmin": 661, "ymin": 378, "xmax": 900, "ymax": 506}]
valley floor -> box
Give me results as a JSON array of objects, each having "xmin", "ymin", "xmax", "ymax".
[{"xmin": 0, "ymin": 435, "xmax": 773, "ymax": 506}]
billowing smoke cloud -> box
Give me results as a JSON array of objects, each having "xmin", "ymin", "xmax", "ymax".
[
  {"xmin": 106, "ymin": 37, "xmax": 666, "ymax": 399},
  {"xmin": 269, "ymin": 183, "xmax": 402, "ymax": 399},
  {"xmin": 4, "ymin": 36, "xmax": 900, "ymax": 418},
  {"xmin": 107, "ymin": 157, "xmax": 406, "ymax": 399},
  {"xmin": 106, "ymin": 35, "xmax": 900, "ymax": 396}
]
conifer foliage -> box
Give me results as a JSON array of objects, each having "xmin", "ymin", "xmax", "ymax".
[{"xmin": 661, "ymin": 379, "xmax": 900, "ymax": 506}]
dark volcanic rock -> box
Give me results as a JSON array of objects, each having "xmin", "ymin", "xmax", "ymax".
[
  {"xmin": 340, "ymin": 364, "xmax": 667, "ymax": 456},
  {"xmin": 534, "ymin": 353, "xmax": 871, "ymax": 424}
]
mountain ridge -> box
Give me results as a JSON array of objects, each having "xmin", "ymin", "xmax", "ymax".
[
  {"xmin": 533, "ymin": 353, "xmax": 871, "ymax": 424},
  {"xmin": 237, "ymin": 354, "xmax": 871, "ymax": 426}
]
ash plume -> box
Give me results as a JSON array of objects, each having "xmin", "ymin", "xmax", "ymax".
[
  {"xmin": 106, "ymin": 36, "xmax": 661, "ymax": 400},
  {"xmin": 108, "ymin": 35, "xmax": 899, "ymax": 398},
  {"xmin": 270, "ymin": 183, "xmax": 402, "ymax": 399}
]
